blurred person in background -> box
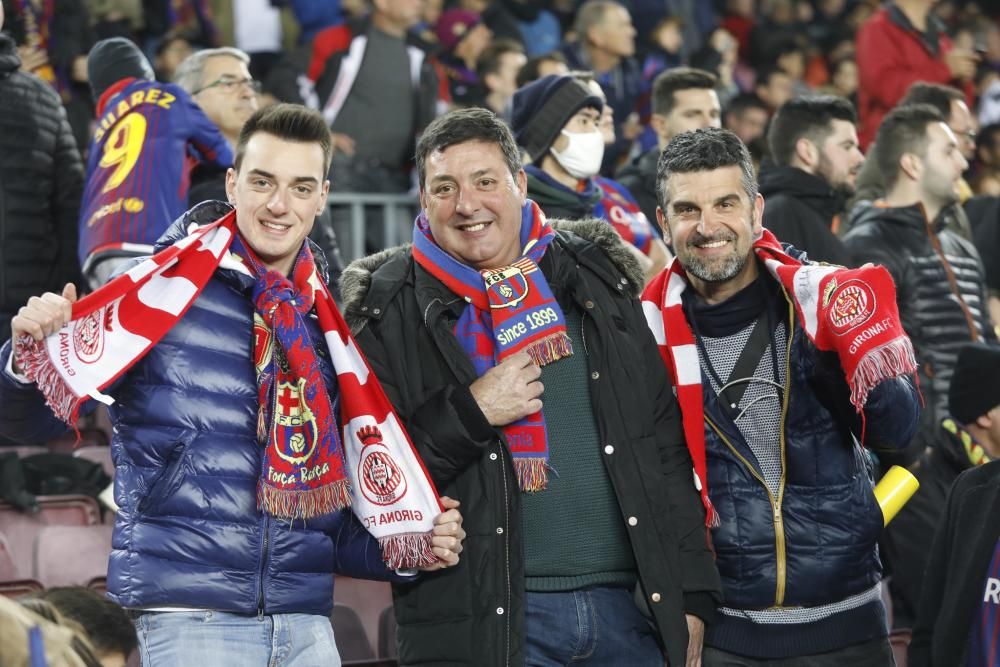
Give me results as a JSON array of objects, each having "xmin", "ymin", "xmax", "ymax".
[
  {"xmin": 561, "ymin": 0, "xmax": 642, "ymax": 174},
  {"xmin": 855, "ymin": 0, "xmax": 978, "ymax": 149},
  {"xmin": 28, "ymin": 587, "xmax": 137, "ymax": 667},
  {"xmin": 153, "ymin": 29, "xmax": 194, "ymax": 82},
  {"xmin": 476, "ymin": 37, "xmax": 525, "ymax": 122},
  {"xmin": 723, "ymin": 92, "xmax": 770, "ymax": 147},
  {"xmin": 0, "ymin": 0, "xmax": 83, "ymax": 348},
  {"xmin": 972, "ymin": 123, "xmax": 1000, "ymax": 196},
  {"xmin": 617, "ymin": 67, "xmax": 721, "ymax": 230},
  {"xmin": 435, "ymin": 8, "xmax": 493, "ymax": 108},
  {"xmin": 818, "ymin": 56, "xmax": 859, "ymax": 107},
  {"xmin": 760, "ymin": 95, "xmax": 863, "ymax": 265},
  {"xmin": 515, "ymin": 50, "xmax": 569, "ymax": 88},
  {"xmin": 753, "ymin": 66, "xmax": 794, "ymax": 116}
]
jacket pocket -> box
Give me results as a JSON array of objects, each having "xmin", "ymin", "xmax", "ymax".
[{"xmin": 137, "ymin": 438, "xmax": 191, "ymax": 515}]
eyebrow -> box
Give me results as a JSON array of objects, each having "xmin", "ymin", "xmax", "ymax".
[
  {"xmin": 429, "ymin": 168, "xmax": 496, "ymax": 184},
  {"xmin": 247, "ymin": 169, "xmax": 319, "ymax": 185},
  {"xmin": 671, "ymin": 193, "xmax": 740, "ymax": 210}
]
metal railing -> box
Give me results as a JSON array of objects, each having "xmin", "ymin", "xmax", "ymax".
[{"xmin": 327, "ymin": 192, "xmax": 420, "ymax": 263}]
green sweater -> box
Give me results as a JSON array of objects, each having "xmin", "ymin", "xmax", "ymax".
[{"xmin": 521, "ymin": 308, "xmax": 637, "ymax": 592}]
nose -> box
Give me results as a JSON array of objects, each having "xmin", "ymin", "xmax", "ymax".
[
  {"xmin": 454, "ymin": 187, "xmax": 481, "ymax": 217},
  {"xmin": 267, "ymin": 188, "xmax": 289, "ymax": 215},
  {"xmin": 957, "ymin": 151, "xmax": 969, "ymax": 173}
]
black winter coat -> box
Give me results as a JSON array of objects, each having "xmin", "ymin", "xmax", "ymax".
[
  {"xmin": 844, "ymin": 203, "xmax": 997, "ymax": 431},
  {"xmin": 909, "ymin": 460, "xmax": 1000, "ymax": 666},
  {"xmin": 758, "ymin": 165, "xmax": 851, "ymax": 266},
  {"xmin": 341, "ymin": 219, "xmax": 721, "ymax": 666},
  {"xmin": 0, "ymin": 33, "xmax": 83, "ymax": 346}
]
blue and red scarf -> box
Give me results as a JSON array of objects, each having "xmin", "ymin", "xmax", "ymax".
[{"xmin": 413, "ymin": 200, "xmax": 571, "ymax": 491}]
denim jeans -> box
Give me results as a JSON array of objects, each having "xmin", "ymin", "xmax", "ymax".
[
  {"xmin": 133, "ymin": 610, "xmax": 341, "ymax": 667},
  {"xmin": 525, "ymin": 585, "xmax": 663, "ymax": 666}
]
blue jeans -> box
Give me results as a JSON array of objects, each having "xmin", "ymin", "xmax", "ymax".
[
  {"xmin": 525, "ymin": 586, "xmax": 663, "ymax": 666},
  {"xmin": 133, "ymin": 610, "xmax": 341, "ymax": 667}
]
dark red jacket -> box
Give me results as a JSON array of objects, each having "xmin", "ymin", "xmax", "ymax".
[{"xmin": 855, "ymin": 7, "xmax": 971, "ymax": 149}]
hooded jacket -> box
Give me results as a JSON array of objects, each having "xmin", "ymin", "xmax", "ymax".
[
  {"xmin": 758, "ymin": 165, "xmax": 850, "ymax": 266},
  {"xmin": 0, "ymin": 202, "xmax": 402, "ymax": 614},
  {"xmin": 0, "ymin": 33, "xmax": 83, "ymax": 347},
  {"xmin": 341, "ymin": 218, "xmax": 721, "ymax": 666},
  {"xmin": 843, "ymin": 203, "xmax": 997, "ymax": 431}
]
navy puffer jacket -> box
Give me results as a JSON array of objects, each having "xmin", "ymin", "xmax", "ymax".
[
  {"xmin": 0, "ymin": 202, "xmax": 396, "ymax": 614},
  {"xmin": 703, "ymin": 279, "xmax": 920, "ymax": 610}
]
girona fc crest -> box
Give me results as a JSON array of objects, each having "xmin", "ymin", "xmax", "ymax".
[
  {"xmin": 357, "ymin": 425, "xmax": 408, "ymax": 506},
  {"xmin": 484, "ymin": 259, "xmax": 533, "ymax": 309},
  {"xmin": 827, "ymin": 280, "xmax": 876, "ymax": 334},
  {"xmin": 273, "ymin": 379, "xmax": 318, "ymax": 464},
  {"xmin": 73, "ymin": 305, "xmax": 113, "ymax": 364}
]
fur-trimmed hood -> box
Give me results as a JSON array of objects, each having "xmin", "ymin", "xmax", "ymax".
[{"xmin": 340, "ymin": 217, "xmax": 644, "ymax": 333}]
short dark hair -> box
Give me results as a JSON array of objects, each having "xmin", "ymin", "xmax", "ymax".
[
  {"xmin": 476, "ymin": 38, "xmax": 525, "ymax": 81},
  {"xmin": 767, "ymin": 95, "xmax": 857, "ymax": 166},
  {"xmin": 725, "ymin": 92, "xmax": 769, "ymax": 119},
  {"xmin": 874, "ymin": 103, "xmax": 946, "ymax": 189},
  {"xmin": 899, "ymin": 82, "xmax": 964, "ymax": 118},
  {"xmin": 515, "ymin": 51, "xmax": 567, "ymax": 88},
  {"xmin": 652, "ymin": 67, "xmax": 717, "ymax": 115},
  {"xmin": 755, "ymin": 66, "xmax": 790, "ymax": 89},
  {"xmin": 656, "ymin": 127, "xmax": 757, "ymax": 212},
  {"xmin": 416, "ymin": 107, "xmax": 522, "ymax": 188},
  {"xmin": 977, "ymin": 122, "xmax": 1000, "ymax": 155},
  {"xmin": 31, "ymin": 587, "xmax": 137, "ymax": 658},
  {"xmin": 234, "ymin": 103, "xmax": 333, "ymax": 175}
]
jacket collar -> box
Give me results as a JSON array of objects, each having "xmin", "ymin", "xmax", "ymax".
[
  {"xmin": 758, "ymin": 165, "xmax": 845, "ymax": 214},
  {"xmin": 887, "ymin": 3, "xmax": 945, "ymax": 56},
  {"xmin": 0, "ymin": 34, "xmax": 20, "ymax": 77}
]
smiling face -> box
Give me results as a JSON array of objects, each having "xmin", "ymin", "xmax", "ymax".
[
  {"xmin": 225, "ymin": 132, "xmax": 330, "ymax": 276},
  {"xmin": 657, "ymin": 165, "xmax": 763, "ymax": 301},
  {"xmin": 420, "ymin": 140, "xmax": 528, "ymax": 270}
]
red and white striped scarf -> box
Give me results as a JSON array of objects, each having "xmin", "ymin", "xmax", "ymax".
[
  {"xmin": 641, "ymin": 229, "xmax": 917, "ymax": 527},
  {"xmin": 14, "ymin": 210, "xmax": 442, "ymax": 569}
]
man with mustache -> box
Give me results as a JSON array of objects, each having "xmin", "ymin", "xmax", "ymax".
[
  {"xmin": 758, "ymin": 95, "xmax": 864, "ymax": 265},
  {"xmin": 643, "ymin": 127, "xmax": 920, "ymax": 665}
]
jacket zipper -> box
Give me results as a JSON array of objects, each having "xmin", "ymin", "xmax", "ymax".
[
  {"xmin": 500, "ymin": 444, "xmax": 511, "ymax": 667},
  {"xmin": 703, "ymin": 297, "xmax": 794, "ymax": 606},
  {"xmin": 258, "ymin": 515, "xmax": 269, "ymax": 619}
]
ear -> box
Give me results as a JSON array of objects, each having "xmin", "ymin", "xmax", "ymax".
[
  {"xmin": 656, "ymin": 206, "xmax": 671, "ymax": 245},
  {"xmin": 899, "ymin": 152, "xmax": 922, "ymax": 182},
  {"xmin": 794, "ymin": 137, "xmax": 817, "ymax": 170},
  {"xmin": 225, "ymin": 167, "xmax": 237, "ymax": 204},
  {"xmin": 418, "ymin": 187, "xmax": 427, "ymax": 211},
  {"xmin": 650, "ymin": 113, "xmax": 669, "ymax": 141},
  {"xmin": 515, "ymin": 168, "xmax": 528, "ymax": 202},
  {"xmin": 317, "ymin": 179, "xmax": 330, "ymax": 216},
  {"xmin": 752, "ymin": 193, "xmax": 765, "ymax": 238}
]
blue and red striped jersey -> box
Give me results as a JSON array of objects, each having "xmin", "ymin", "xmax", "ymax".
[{"xmin": 78, "ymin": 78, "xmax": 233, "ymax": 269}]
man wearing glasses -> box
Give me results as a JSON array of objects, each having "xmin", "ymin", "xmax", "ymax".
[{"xmin": 78, "ymin": 38, "xmax": 234, "ymax": 289}]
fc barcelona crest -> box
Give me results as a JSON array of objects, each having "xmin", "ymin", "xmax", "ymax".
[
  {"xmin": 484, "ymin": 258, "xmax": 535, "ymax": 309},
  {"xmin": 273, "ymin": 378, "xmax": 318, "ymax": 465}
]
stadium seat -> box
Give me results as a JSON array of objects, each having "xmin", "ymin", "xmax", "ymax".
[
  {"xmin": 0, "ymin": 578, "xmax": 43, "ymax": 598},
  {"xmin": 73, "ymin": 446, "xmax": 115, "ymax": 478},
  {"xmin": 33, "ymin": 524, "xmax": 113, "ymax": 588},
  {"xmin": 334, "ymin": 576, "xmax": 392, "ymax": 652},
  {"xmin": 7, "ymin": 446, "xmax": 47, "ymax": 459},
  {"xmin": 331, "ymin": 603, "xmax": 375, "ymax": 661},
  {"xmin": 889, "ymin": 628, "xmax": 911, "ymax": 667},
  {"xmin": 0, "ymin": 495, "xmax": 101, "ymax": 576},
  {"xmin": 377, "ymin": 604, "xmax": 397, "ymax": 659}
]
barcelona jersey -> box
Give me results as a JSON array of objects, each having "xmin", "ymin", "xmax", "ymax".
[
  {"xmin": 593, "ymin": 177, "xmax": 656, "ymax": 255},
  {"xmin": 78, "ymin": 78, "xmax": 232, "ymax": 270}
]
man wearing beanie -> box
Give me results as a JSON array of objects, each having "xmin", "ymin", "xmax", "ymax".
[
  {"xmin": 434, "ymin": 8, "xmax": 493, "ymax": 108},
  {"xmin": 78, "ymin": 37, "xmax": 233, "ymax": 288},
  {"xmin": 882, "ymin": 342, "xmax": 1000, "ymax": 633},
  {"xmin": 511, "ymin": 73, "xmax": 669, "ymax": 284}
]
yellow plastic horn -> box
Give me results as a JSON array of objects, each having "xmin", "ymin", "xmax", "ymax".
[{"xmin": 874, "ymin": 465, "xmax": 920, "ymax": 526}]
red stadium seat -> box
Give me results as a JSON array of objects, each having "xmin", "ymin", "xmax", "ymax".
[
  {"xmin": 377, "ymin": 604, "xmax": 397, "ymax": 659},
  {"xmin": 334, "ymin": 576, "xmax": 392, "ymax": 655},
  {"xmin": 0, "ymin": 532, "xmax": 19, "ymax": 579},
  {"xmin": 0, "ymin": 578, "xmax": 44, "ymax": 598},
  {"xmin": 331, "ymin": 603, "xmax": 375, "ymax": 661},
  {"xmin": 889, "ymin": 628, "xmax": 911, "ymax": 667},
  {"xmin": 0, "ymin": 495, "xmax": 101, "ymax": 576},
  {"xmin": 73, "ymin": 446, "xmax": 115, "ymax": 478},
  {"xmin": 33, "ymin": 524, "xmax": 113, "ymax": 588}
]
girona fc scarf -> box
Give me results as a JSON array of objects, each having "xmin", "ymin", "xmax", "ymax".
[
  {"xmin": 14, "ymin": 210, "xmax": 442, "ymax": 569},
  {"xmin": 641, "ymin": 229, "xmax": 917, "ymax": 527},
  {"xmin": 413, "ymin": 200, "xmax": 571, "ymax": 491}
]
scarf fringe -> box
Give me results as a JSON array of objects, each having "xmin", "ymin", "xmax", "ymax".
[
  {"xmin": 705, "ymin": 500, "xmax": 721, "ymax": 528},
  {"xmin": 379, "ymin": 532, "xmax": 438, "ymax": 570},
  {"xmin": 258, "ymin": 478, "xmax": 352, "ymax": 519},
  {"xmin": 14, "ymin": 336, "xmax": 82, "ymax": 425},
  {"xmin": 513, "ymin": 458, "xmax": 548, "ymax": 492},
  {"xmin": 525, "ymin": 333, "xmax": 573, "ymax": 367},
  {"xmin": 849, "ymin": 337, "xmax": 918, "ymax": 411}
]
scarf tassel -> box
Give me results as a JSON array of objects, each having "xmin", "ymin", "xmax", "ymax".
[
  {"xmin": 705, "ymin": 499, "xmax": 721, "ymax": 529},
  {"xmin": 513, "ymin": 457, "xmax": 548, "ymax": 492},
  {"xmin": 848, "ymin": 338, "xmax": 918, "ymax": 411},
  {"xmin": 14, "ymin": 336, "xmax": 83, "ymax": 426},
  {"xmin": 525, "ymin": 334, "xmax": 573, "ymax": 367},
  {"xmin": 258, "ymin": 478, "xmax": 352, "ymax": 519},
  {"xmin": 379, "ymin": 532, "xmax": 438, "ymax": 570}
]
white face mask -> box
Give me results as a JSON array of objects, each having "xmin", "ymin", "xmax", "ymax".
[{"xmin": 550, "ymin": 129, "xmax": 605, "ymax": 180}]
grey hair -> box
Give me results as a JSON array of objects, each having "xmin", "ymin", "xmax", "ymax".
[
  {"xmin": 656, "ymin": 127, "xmax": 757, "ymax": 212},
  {"xmin": 173, "ymin": 47, "xmax": 250, "ymax": 93}
]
